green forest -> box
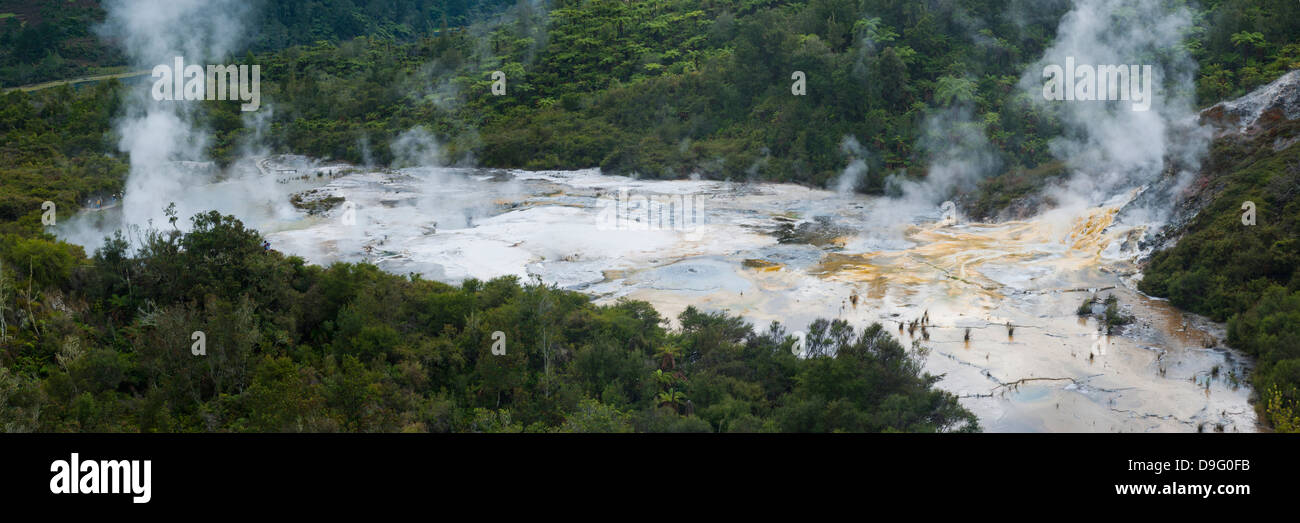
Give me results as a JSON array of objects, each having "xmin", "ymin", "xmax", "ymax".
[
  {"xmin": 1140, "ymin": 117, "xmax": 1300, "ymax": 432},
  {"xmin": 0, "ymin": 88, "xmax": 985, "ymax": 434},
  {"xmin": 0, "ymin": 0, "xmax": 518, "ymax": 87},
  {"xmin": 2, "ymin": 0, "xmax": 1299, "ymax": 431},
  {"xmin": 1, "ymin": 208, "xmax": 977, "ymax": 432},
  {"xmin": 0, "ymin": 77, "xmax": 980, "ymax": 431}
]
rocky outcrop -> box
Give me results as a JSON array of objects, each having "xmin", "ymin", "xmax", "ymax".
[
  {"xmin": 1201, "ymin": 69, "xmax": 1300, "ymax": 136},
  {"xmin": 1140, "ymin": 70, "xmax": 1300, "ymax": 256}
]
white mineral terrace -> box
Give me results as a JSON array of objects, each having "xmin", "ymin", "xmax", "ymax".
[{"xmin": 60, "ymin": 157, "xmax": 1259, "ymax": 433}]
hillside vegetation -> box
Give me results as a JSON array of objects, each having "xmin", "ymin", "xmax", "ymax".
[
  {"xmin": 1141, "ymin": 118, "xmax": 1300, "ymax": 431},
  {"xmin": 2, "ymin": 0, "xmax": 1300, "ymax": 431},
  {"xmin": 1, "ymin": 207, "xmax": 977, "ymax": 432},
  {"xmin": 0, "ymin": 38, "xmax": 977, "ymax": 433}
]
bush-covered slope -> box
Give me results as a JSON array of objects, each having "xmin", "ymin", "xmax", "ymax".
[
  {"xmin": 1140, "ymin": 117, "xmax": 1300, "ymax": 431},
  {"xmin": 0, "ymin": 208, "xmax": 977, "ymax": 432}
]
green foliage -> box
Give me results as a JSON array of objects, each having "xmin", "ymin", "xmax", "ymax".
[
  {"xmin": 1265, "ymin": 384, "xmax": 1300, "ymax": 433},
  {"xmin": 1193, "ymin": 0, "xmax": 1300, "ymax": 101},
  {"xmin": 183, "ymin": 0, "xmax": 1072, "ymax": 191},
  {"xmin": 1098, "ymin": 295, "xmax": 1133, "ymax": 334},
  {"xmin": 4, "ymin": 0, "xmax": 1297, "ymax": 433},
  {"xmin": 0, "ymin": 0, "xmax": 122, "ymax": 88},
  {"xmin": 0, "ymin": 235, "xmax": 82, "ymax": 290},
  {"xmin": 1141, "ymin": 123, "xmax": 1300, "ymax": 431},
  {"xmin": 0, "ymin": 83, "xmax": 126, "ymax": 237},
  {"xmin": 0, "ymin": 0, "xmax": 519, "ymax": 88},
  {"xmin": 0, "ymin": 207, "xmax": 976, "ymax": 432},
  {"xmin": 10, "ymin": 0, "xmax": 1296, "ymax": 202},
  {"xmin": 775, "ymin": 320, "xmax": 978, "ymax": 432}
]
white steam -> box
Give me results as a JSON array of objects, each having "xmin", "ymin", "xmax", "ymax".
[
  {"xmin": 61, "ymin": 0, "xmax": 264, "ymax": 249},
  {"xmin": 890, "ymin": 105, "xmax": 1000, "ymax": 207},
  {"xmin": 835, "ymin": 136, "xmax": 868, "ymax": 195},
  {"xmin": 1022, "ymin": 0, "xmax": 1209, "ymax": 224},
  {"xmin": 390, "ymin": 127, "xmax": 445, "ymax": 168}
]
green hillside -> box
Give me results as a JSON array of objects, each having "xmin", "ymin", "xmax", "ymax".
[{"xmin": 2, "ymin": 0, "xmax": 1300, "ymax": 431}]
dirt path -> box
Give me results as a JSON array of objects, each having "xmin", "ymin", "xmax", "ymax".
[{"xmin": 3, "ymin": 69, "xmax": 150, "ymax": 93}]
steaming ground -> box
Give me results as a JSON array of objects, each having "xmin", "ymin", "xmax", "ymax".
[
  {"xmin": 58, "ymin": 156, "xmax": 1258, "ymax": 433},
  {"xmin": 64, "ymin": 0, "xmax": 1250, "ymax": 432}
]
